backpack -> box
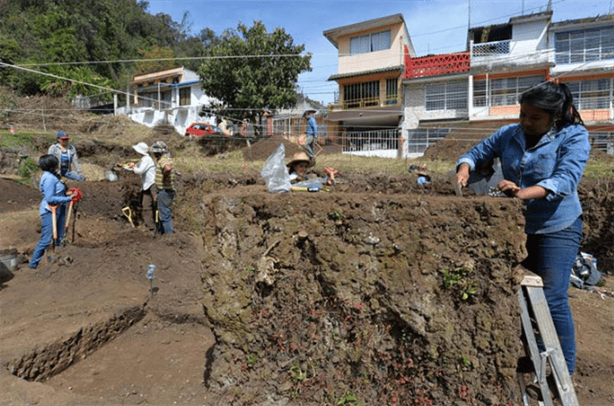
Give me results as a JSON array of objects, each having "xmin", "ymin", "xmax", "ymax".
[{"xmin": 570, "ymin": 252, "xmax": 602, "ymax": 289}]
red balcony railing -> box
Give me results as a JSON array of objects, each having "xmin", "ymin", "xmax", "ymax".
[{"xmin": 404, "ymin": 50, "xmax": 470, "ymax": 79}]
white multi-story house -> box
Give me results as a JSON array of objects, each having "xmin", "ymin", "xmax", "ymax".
[
  {"xmin": 401, "ymin": 6, "xmax": 614, "ymax": 156},
  {"xmin": 115, "ymin": 67, "xmax": 217, "ymax": 135}
]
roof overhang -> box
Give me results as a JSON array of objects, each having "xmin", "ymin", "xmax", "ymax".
[
  {"xmin": 550, "ymin": 13, "xmax": 614, "ymax": 32},
  {"xmin": 323, "ymin": 13, "xmax": 405, "ymax": 48},
  {"xmin": 133, "ymin": 67, "xmax": 184, "ymax": 85},
  {"xmin": 328, "ymin": 65, "xmax": 403, "ymax": 81}
]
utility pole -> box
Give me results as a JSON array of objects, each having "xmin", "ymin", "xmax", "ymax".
[{"xmin": 468, "ymin": 0, "xmax": 471, "ymax": 28}]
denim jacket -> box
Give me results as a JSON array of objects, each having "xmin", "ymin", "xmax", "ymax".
[
  {"xmin": 307, "ymin": 116, "xmax": 317, "ymax": 138},
  {"xmin": 39, "ymin": 171, "xmax": 72, "ymax": 215},
  {"xmin": 457, "ymin": 123, "xmax": 590, "ymax": 234}
]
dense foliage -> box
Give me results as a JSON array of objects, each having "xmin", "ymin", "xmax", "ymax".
[
  {"xmin": 197, "ymin": 21, "xmax": 312, "ymax": 133},
  {"xmin": 0, "ymin": 0, "xmax": 211, "ymax": 98}
]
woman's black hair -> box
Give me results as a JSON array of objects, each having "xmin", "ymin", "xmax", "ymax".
[
  {"xmin": 519, "ymin": 80, "xmax": 584, "ymax": 131},
  {"xmin": 39, "ymin": 154, "xmax": 60, "ymax": 177}
]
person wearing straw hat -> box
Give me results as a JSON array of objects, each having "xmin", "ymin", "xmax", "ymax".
[
  {"xmin": 48, "ymin": 131, "xmax": 84, "ymax": 181},
  {"xmin": 303, "ymin": 109, "xmax": 318, "ymax": 166},
  {"xmin": 287, "ymin": 152, "xmax": 337, "ymax": 186},
  {"xmin": 129, "ymin": 142, "xmax": 157, "ymax": 232}
]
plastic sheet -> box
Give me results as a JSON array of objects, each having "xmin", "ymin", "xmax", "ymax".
[{"xmin": 261, "ymin": 143, "xmax": 291, "ymax": 193}]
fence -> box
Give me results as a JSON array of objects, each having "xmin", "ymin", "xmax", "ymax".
[
  {"xmin": 342, "ymin": 129, "xmax": 400, "ymax": 158},
  {"xmin": 589, "ymin": 131, "xmax": 614, "ymax": 153},
  {"xmin": 405, "ymin": 128, "xmax": 451, "ymax": 155}
]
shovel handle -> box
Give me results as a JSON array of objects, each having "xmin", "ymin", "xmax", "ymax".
[
  {"xmin": 65, "ymin": 200, "xmax": 74, "ymax": 231},
  {"xmin": 49, "ymin": 204, "xmax": 58, "ymax": 241}
]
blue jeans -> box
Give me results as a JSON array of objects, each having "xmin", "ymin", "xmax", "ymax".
[
  {"xmin": 305, "ymin": 135, "xmax": 315, "ymax": 162},
  {"xmin": 29, "ymin": 206, "xmax": 68, "ymax": 269},
  {"xmin": 522, "ymin": 216, "xmax": 582, "ymax": 375},
  {"xmin": 157, "ymin": 189, "xmax": 174, "ymax": 234},
  {"xmin": 61, "ymin": 169, "xmax": 84, "ymax": 181}
]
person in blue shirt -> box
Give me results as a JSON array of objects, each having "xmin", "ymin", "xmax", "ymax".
[
  {"xmin": 456, "ymin": 80, "xmax": 589, "ymax": 379},
  {"xmin": 29, "ymin": 155, "xmax": 76, "ymax": 269},
  {"xmin": 303, "ymin": 109, "xmax": 318, "ymax": 166},
  {"xmin": 48, "ymin": 131, "xmax": 85, "ymax": 181}
]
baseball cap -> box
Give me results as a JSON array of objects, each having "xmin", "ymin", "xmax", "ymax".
[{"xmin": 56, "ymin": 131, "xmax": 69, "ymax": 139}]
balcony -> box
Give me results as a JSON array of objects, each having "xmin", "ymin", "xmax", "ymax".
[
  {"xmin": 331, "ymin": 96, "xmax": 401, "ymax": 111},
  {"xmin": 471, "ymin": 40, "xmax": 511, "ymax": 58},
  {"xmin": 404, "ymin": 52, "xmax": 470, "ymax": 79}
]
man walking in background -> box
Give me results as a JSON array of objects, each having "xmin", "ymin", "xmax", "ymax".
[{"xmin": 303, "ymin": 109, "xmax": 317, "ymax": 166}]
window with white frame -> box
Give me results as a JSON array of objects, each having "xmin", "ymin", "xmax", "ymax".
[
  {"xmin": 426, "ymin": 81, "xmax": 468, "ymax": 111},
  {"xmin": 350, "ymin": 30, "xmax": 391, "ymax": 55},
  {"xmin": 473, "ymin": 75, "xmax": 543, "ymax": 107},
  {"xmin": 566, "ymin": 78, "xmax": 612, "ymax": 110},
  {"xmin": 555, "ymin": 26, "xmax": 614, "ymax": 64}
]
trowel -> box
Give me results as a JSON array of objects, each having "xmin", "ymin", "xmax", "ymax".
[{"xmin": 449, "ymin": 159, "xmax": 504, "ymax": 196}]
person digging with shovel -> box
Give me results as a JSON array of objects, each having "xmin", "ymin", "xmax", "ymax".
[{"xmin": 29, "ymin": 155, "xmax": 76, "ymax": 269}]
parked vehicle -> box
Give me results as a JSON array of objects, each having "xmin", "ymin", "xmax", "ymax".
[{"xmin": 185, "ymin": 123, "xmax": 227, "ymax": 138}]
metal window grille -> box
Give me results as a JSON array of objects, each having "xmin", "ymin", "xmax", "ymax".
[
  {"xmin": 386, "ymin": 78, "xmax": 398, "ymax": 105},
  {"xmin": 343, "ymin": 81, "xmax": 380, "ymax": 109},
  {"xmin": 567, "ymin": 78, "xmax": 612, "ymax": 110},
  {"xmin": 474, "ymin": 75, "xmax": 542, "ymax": 107},
  {"xmin": 555, "ymin": 26, "xmax": 614, "ymax": 64},
  {"xmin": 426, "ymin": 81, "xmax": 468, "ymax": 111}
]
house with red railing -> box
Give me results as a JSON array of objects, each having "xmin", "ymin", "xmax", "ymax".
[
  {"xmin": 325, "ymin": 7, "xmax": 614, "ymax": 158},
  {"xmin": 402, "ymin": 7, "xmax": 614, "ymax": 156}
]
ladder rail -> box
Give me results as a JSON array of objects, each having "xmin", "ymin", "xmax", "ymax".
[{"xmin": 518, "ymin": 277, "xmax": 580, "ymax": 406}]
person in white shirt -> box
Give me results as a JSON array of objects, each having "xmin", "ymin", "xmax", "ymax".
[{"xmin": 129, "ymin": 142, "xmax": 157, "ymax": 231}]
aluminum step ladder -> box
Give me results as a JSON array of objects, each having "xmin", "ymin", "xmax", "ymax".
[{"xmin": 517, "ymin": 275, "xmax": 579, "ymax": 406}]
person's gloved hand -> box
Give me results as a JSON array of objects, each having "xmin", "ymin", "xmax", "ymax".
[{"xmin": 69, "ymin": 187, "xmax": 83, "ymax": 203}]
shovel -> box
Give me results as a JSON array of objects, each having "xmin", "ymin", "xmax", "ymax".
[{"xmin": 122, "ymin": 206, "xmax": 135, "ymax": 228}]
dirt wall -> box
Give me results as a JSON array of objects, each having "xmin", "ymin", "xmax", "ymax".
[{"xmin": 198, "ymin": 191, "xmax": 528, "ymax": 405}]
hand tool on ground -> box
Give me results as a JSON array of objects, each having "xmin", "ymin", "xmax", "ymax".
[{"xmin": 122, "ymin": 206, "xmax": 135, "ymax": 228}]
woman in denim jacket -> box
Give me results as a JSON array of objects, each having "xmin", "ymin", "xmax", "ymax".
[
  {"xmin": 456, "ymin": 81, "xmax": 590, "ymax": 377},
  {"xmin": 29, "ymin": 155, "xmax": 75, "ymax": 269}
]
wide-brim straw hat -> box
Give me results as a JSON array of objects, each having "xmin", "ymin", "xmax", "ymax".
[
  {"xmin": 132, "ymin": 142, "xmax": 149, "ymax": 155},
  {"xmin": 287, "ymin": 152, "xmax": 310, "ymax": 167},
  {"xmin": 303, "ymin": 109, "xmax": 316, "ymax": 117}
]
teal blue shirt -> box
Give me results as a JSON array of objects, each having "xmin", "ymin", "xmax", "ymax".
[{"xmin": 457, "ymin": 123, "xmax": 590, "ymax": 234}]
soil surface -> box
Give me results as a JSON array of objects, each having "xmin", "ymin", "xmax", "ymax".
[
  {"xmin": 1, "ymin": 91, "xmax": 613, "ymax": 405},
  {"xmin": 2, "ymin": 169, "xmax": 613, "ymax": 405}
]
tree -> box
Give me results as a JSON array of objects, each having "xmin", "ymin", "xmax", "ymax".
[{"xmin": 197, "ymin": 21, "xmax": 312, "ymax": 136}]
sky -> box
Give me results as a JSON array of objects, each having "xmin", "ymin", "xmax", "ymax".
[{"xmin": 145, "ymin": 0, "xmax": 613, "ymax": 105}]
